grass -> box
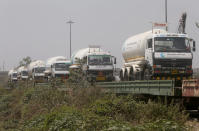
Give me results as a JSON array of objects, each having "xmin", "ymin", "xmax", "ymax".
[
  {"xmin": 0, "ymin": 70, "xmax": 190, "ymax": 130},
  {"xmin": 0, "ymin": 82, "xmax": 190, "ymax": 131}
]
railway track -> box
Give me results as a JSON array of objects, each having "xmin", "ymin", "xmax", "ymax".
[
  {"xmin": 6, "ymin": 79, "xmax": 199, "ymax": 111},
  {"xmin": 186, "ymin": 110, "xmax": 199, "ymax": 118},
  {"xmin": 15, "ymin": 79, "xmax": 199, "ymax": 98},
  {"xmin": 96, "ymin": 80, "xmax": 175, "ymax": 96}
]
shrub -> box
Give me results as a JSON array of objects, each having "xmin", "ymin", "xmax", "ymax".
[
  {"xmin": 69, "ymin": 87, "xmax": 105, "ymax": 108},
  {"xmin": 0, "ymin": 81, "xmax": 189, "ymax": 130},
  {"xmin": 0, "ymin": 95, "xmax": 14, "ymax": 119},
  {"xmin": 134, "ymin": 119, "xmax": 187, "ymax": 131},
  {"xmin": 24, "ymin": 106, "xmax": 133, "ymax": 131},
  {"xmin": 89, "ymin": 95, "xmax": 188, "ymax": 126}
]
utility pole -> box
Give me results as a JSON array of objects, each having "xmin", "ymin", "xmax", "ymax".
[
  {"xmin": 67, "ymin": 20, "xmax": 75, "ymax": 58},
  {"xmin": 165, "ymin": 0, "xmax": 168, "ymax": 31},
  {"xmin": 3, "ymin": 61, "xmax": 5, "ymax": 71}
]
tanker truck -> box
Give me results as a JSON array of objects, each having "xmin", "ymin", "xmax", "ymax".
[
  {"xmin": 120, "ymin": 29, "xmax": 195, "ymax": 85},
  {"xmin": 8, "ymin": 69, "xmax": 18, "ymax": 82},
  {"xmin": 45, "ymin": 56, "xmax": 71, "ymax": 80},
  {"xmin": 27, "ymin": 60, "xmax": 45, "ymax": 83},
  {"xmin": 70, "ymin": 46, "xmax": 116, "ymax": 82},
  {"xmin": 17, "ymin": 66, "xmax": 28, "ymax": 80}
]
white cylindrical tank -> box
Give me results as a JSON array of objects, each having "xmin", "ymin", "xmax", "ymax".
[
  {"xmin": 28, "ymin": 60, "xmax": 45, "ymax": 73},
  {"xmin": 46, "ymin": 56, "xmax": 67, "ymax": 67},
  {"xmin": 17, "ymin": 66, "xmax": 27, "ymax": 73},
  {"xmin": 45, "ymin": 56, "xmax": 71, "ymax": 78},
  {"xmin": 45, "ymin": 56, "xmax": 67, "ymax": 74},
  {"xmin": 122, "ymin": 29, "xmax": 167, "ymax": 63},
  {"xmin": 8, "ymin": 69, "xmax": 15, "ymax": 76},
  {"xmin": 71, "ymin": 48, "xmax": 104, "ymax": 64}
]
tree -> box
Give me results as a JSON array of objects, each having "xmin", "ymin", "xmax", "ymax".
[
  {"xmin": 19, "ymin": 56, "xmax": 32, "ymax": 67},
  {"xmin": 196, "ymin": 22, "xmax": 199, "ymax": 29}
]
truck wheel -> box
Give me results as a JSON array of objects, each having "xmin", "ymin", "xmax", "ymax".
[
  {"xmin": 120, "ymin": 70, "xmax": 124, "ymax": 81},
  {"xmin": 124, "ymin": 71, "xmax": 129, "ymax": 81},
  {"xmin": 129, "ymin": 68, "xmax": 134, "ymax": 81},
  {"xmin": 135, "ymin": 72, "xmax": 142, "ymax": 80},
  {"xmin": 144, "ymin": 69, "xmax": 150, "ymax": 80},
  {"xmin": 111, "ymin": 76, "xmax": 115, "ymax": 81}
]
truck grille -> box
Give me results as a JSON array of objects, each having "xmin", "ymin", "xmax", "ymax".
[
  {"xmin": 88, "ymin": 70, "xmax": 113, "ymax": 76},
  {"xmin": 55, "ymin": 74, "xmax": 69, "ymax": 78},
  {"xmin": 154, "ymin": 59, "xmax": 192, "ymax": 67}
]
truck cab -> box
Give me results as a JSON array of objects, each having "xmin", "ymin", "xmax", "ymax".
[
  {"xmin": 11, "ymin": 71, "xmax": 18, "ymax": 82},
  {"xmin": 32, "ymin": 66, "xmax": 45, "ymax": 82},
  {"xmin": 70, "ymin": 46, "xmax": 116, "ymax": 82},
  {"xmin": 85, "ymin": 53, "xmax": 115, "ymax": 81},
  {"xmin": 17, "ymin": 66, "xmax": 28, "ymax": 80},
  {"xmin": 51, "ymin": 60, "xmax": 71, "ymax": 79},
  {"xmin": 120, "ymin": 29, "xmax": 195, "ymax": 84},
  {"xmin": 19, "ymin": 70, "xmax": 28, "ymax": 80},
  {"xmin": 145, "ymin": 33, "xmax": 195, "ymax": 82}
]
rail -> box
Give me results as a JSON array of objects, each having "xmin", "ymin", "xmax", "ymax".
[{"xmin": 96, "ymin": 80, "xmax": 175, "ymax": 96}]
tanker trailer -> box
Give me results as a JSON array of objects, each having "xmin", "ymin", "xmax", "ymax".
[
  {"xmin": 70, "ymin": 46, "xmax": 116, "ymax": 82},
  {"xmin": 45, "ymin": 56, "xmax": 71, "ymax": 80},
  {"xmin": 8, "ymin": 69, "xmax": 18, "ymax": 82},
  {"xmin": 27, "ymin": 60, "xmax": 45, "ymax": 83},
  {"xmin": 120, "ymin": 29, "xmax": 195, "ymax": 85},
  {"xmin": 17, "ymin": 66, "xmax": 28, "ymax": 80}
]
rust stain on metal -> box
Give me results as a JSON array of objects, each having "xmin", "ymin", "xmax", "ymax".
[{"xmin": 182, "ymin": 79, "xmax": 199, "ymax": 97}]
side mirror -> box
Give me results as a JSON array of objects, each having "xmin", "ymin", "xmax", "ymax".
[
  {"xmin": 193, "ymin": 41, "xmax": 196, "ymax": 51},
  {"xmin": 114, "ymin": 57, "xmax": 116, "ymax": 64}
]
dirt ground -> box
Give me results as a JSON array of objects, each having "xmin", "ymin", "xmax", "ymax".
[{"xmin": 186, "ymin": 119, "xmax": 199, "ymax": 131}]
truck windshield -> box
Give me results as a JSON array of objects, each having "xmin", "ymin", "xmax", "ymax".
[
  {"xmin": 154, "ymin": 37, "xmax": 190, "ymax": 52},
  {"xmin": 88, "ymin": 55, "xmax": 112, "ymax": 65},
  {"xmin": 35, "ymin": 67, "xmax": 45, "ymax": 73},
  {"xmin": 55, "ymin": 63, "xmax": 70, "ymax": 71},
  {"xmin": 22, "ymin": 71, "xmax": 28, "ymax": 76},
  {"xmin": 13, "ymin": 73, "xmax": 17, "ymax": 77}
]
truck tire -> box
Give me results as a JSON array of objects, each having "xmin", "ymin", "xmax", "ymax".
[
  {"xmin": 124, "ymin": 70, "xmax": 129, "ymax": 81},
  {"xmin": 135, "ymin": 72, "xmax": 141, "ymax": 80},
  {"xmin": 129, "ymin": 68, "xmax": 134, "ymax": 81},
  {"xmin": 120, "ymin": 70, "xmax": 124, "ymax": 81},
  {"xmin": 144, "ymin": 69, "xmax": 151, "ymax": 80}
]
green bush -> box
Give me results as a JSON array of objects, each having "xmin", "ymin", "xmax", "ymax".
[
  {"xmin": 69, "ymin": 87, "xmax": 105, "ymax": 108},
  {"xmin": 24, "ymin": 106, "xmax": 133, "ymax": 131},
  {"xmin": 0, "ymin": 95, "xmax": 13, "ymax": 120},
  {"xmin": 89, "ymin": 95, "xmax": 138, "ymax": 121},
  {"xmin": 0, "ymin": 82, "xmax": 189, "ymax": 130},
  {"xmin": 89, "ymin": 95, "xmax": 188, "ymax": 126},
  {"xmin": 24, "ymin": 104, "xmax": 188, "ymax": 131},
  {"xmin": 21, "ymin": 86, "xmax": 71, "ymax": 123},
  {"xmin": 134, "ymin": 119, "xmax": 187, "ymax": 131},
  {"xmin": 137, "ymin": 99, "xmax": 188, "ymax": 125}
]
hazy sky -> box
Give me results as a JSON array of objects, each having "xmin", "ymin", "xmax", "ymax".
[{"xmin": 0, "ymin": 0, "xmax": 199, "ymax": 70}]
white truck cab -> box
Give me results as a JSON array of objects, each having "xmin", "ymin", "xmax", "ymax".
[
  {"xmin": 121, "ymin": 29, "xmax": 195, "ymax": 84},
  {"xmin": 8, "ymin": 70, "xmax": 18, "ymax": 82},
  {"xmin": 51, "ymin": 60, "xmax": 71, "ymax": 78},
  {"xmin": 28, "ymin": 60, "xmax": 46, "ymax": 83},
  {"xmin": 46, "ymin": 56, "xmax": 71, "ymax": 80},
  {"xmin": 17, "ymin": 66, "xmax": 28, "ymax": 80},
  {"xmin": 71, "ymin": 46, "xmax": 116, "ymax": 82}
]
